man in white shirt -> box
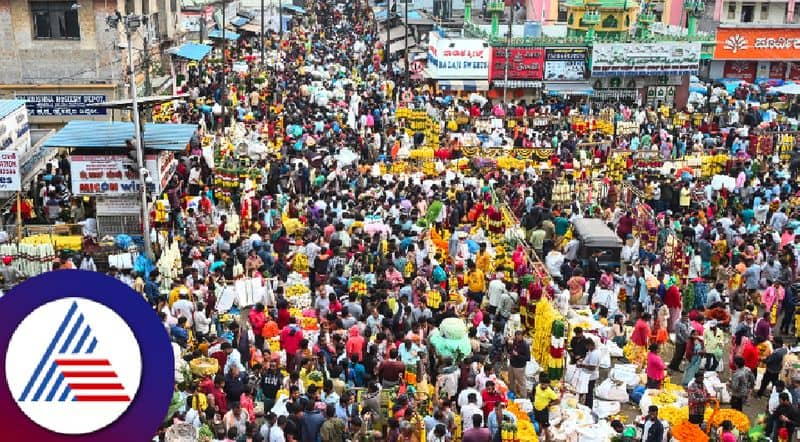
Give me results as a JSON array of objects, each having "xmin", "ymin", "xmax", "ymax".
[
  {"xmin": 172, "ymin": 291, "xmax": 195, "ymax": 327},
  {"xmin": 487, "ymin": 278, "xmax": 507, "ymax": 313},
  {"xmin": 259, "ymin": 413, "xmax": 286, "ymax": 442},
  {"xmin": 564, "ymin": 238, "xmax": 580, "ymax": 261},
  {"xmin": 193, "ymin": 302, "xmax": 212, "ymax": 337},
  {"xmin": 460, "ymin": 392, "xmax": 483, "ymax": 431}
]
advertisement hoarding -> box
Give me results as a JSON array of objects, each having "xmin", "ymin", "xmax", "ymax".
[
  {"xmin": 715, "ymin": 28, "xmax": 800, "ymax": 60},
  {"xmin": 16, "ymin": 94, "xmax": 107, "ymax": 117},
  {"xmin": 70, "ymin": 154, "xmax": 173, "ymax": 196},
  {"xmin": 489, "ymin": 48, "xmax": 544, "ymax": 80},
  {"xmin": 544, "ymin": 47, "xmax": 587, "ymax": 81},
  {"xmin": 426, "ymin": 33, "xmax": 489, "ymax": 79},
  {"xmin": 591, "ymin": 42, "xmax": 701, "ymax": 77},
  {"xmin": 0, "ymin": 151, "xmax": 21, "ymax": 192}
]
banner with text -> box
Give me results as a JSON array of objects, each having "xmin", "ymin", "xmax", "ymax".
[
  {"xmin": 591, "ymin": 42, "xmax": 701, "ymax": 77},
  {"xmin": 715, "ymin": 28, "xmax": 800, "ymax": 60},
  {"xmin": 426, "ymin": 33, "xmax": 489, "ymax": 79},
  {"xmin": 0, "ymin": 151, "xmax": 21, "ymax": 192},
  {"xmin": 16, "ymin": 94, "xmax": 107, "ymax": 116},
  {"xmin": 489, "ymin": 48, "xmax": 544, "ymax": 80},
  {"xmin": 544, "ymin": 47, "xmax": 588, "ymax": 81},
  {"xmin": 70, "ymin": 155, "xmax": 162, "ymax": 196}
]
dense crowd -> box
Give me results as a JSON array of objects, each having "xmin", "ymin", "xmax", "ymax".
[{"xmin": 11, "ymin": 0, "xmax": 800, "ymax": 441}]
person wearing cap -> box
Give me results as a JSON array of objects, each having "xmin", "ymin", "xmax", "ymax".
[{"xmin": 0, "ymin": 255, "xmax": 23, "ymax": 291}]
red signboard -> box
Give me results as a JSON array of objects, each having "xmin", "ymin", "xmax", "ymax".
[
  {"xmin": 770, "ymin": 62, "xmax": 787, "ymax": 79},
  {"xmin": 789, "ymin": 63, "xmax": 800, "ymax": 81},
  {"xmin": 724, "ymin": 61, "xmax": 757, "ymax": 82},
  {"xmin": 489, "ymin": 48, "xmax": 545, "ymax": 80}
]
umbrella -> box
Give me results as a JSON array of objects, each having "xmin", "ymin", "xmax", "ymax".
[
  {"xmin": 674, "ymin": 167, "xmax": 694, "ymax": 179},
  {"xmin": 210, "ymin": 261, "xmax": 225, "ymax": 272},
  {"xmin": 770, "ymin": 83, "xmax": 800, "ymax": 95},
  {"xmin": 689, "ymin": 83, "xmax": 706, "ymax": 94},
  {"xmin": 335, "ymin": 148, "xmax": 359, "ymax": 165}
]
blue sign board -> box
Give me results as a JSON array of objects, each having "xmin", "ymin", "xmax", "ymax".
[{"xmin": 16, "ymin": 94, "xmax": 107, "ymax": 116}]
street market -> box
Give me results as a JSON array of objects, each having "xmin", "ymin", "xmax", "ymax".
[{"xmin": 5, "ymin": 0, "xmax": 800, "ymax": 441}]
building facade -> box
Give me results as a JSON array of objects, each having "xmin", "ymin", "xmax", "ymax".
[{"xmin": 0, "ymin": 0, "xmax": 181, "ymax": 127}]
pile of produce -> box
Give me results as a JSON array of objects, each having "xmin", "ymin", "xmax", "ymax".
[
  {"xmin": 705, "ymin": 408, "xmax": 750, "ymax": 432},
  {"xmin": 532, "ymin": 298, "xmax": 560, "ymax": 369},
  {"xmin": 672, "ymin": 421, "xmax": 707, "ymax": 442},
  {"xmin": 349, "ymin": 275, "xmax": 367, "ymax": 297},
  {"xmin": 507, "ymin": 402, "xmax": 538, "ymax": 442}
]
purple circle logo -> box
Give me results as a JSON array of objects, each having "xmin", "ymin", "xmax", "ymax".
[{"xmin": 0, "ymin": 270, "xmax": 174, "ymax": 441}]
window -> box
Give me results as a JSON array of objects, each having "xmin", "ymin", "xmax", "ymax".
[
  {"xmin": 727, "ymin": 3, "xmax": 736, "ymax": 19},
  {"xmin": 31, "ymin": 1, "xmax": 80, "ymax": 39},
  {"xmin": 741, "ymin": 3, "xmax": 754, "ymax": 22},
  {"xmin": 141, "ymin": 0, "xmax": 148, "ymax": 16},
  {"xmin": 557, "ymin": 3, "xmax": 567, "ymax": 22},
  {"xmin": 760, "ymin": 3, "xmax": 768, "ymax": 20},
  {"xmin": 125, "ymin": 0, "xmax": 134, "ymax": 15}
]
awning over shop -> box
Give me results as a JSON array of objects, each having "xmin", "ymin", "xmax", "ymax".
[
  {"xmin": 379, "ymin": 25, "xmax": 407, "ymax": 40},
  {"xmin": 42, "ymin": 121, "xmax": 197, "ymax": 151},
  {"xmin": 438, "ymin": 80, "xmax": 490, "ymax": 91},
  {"xmin": 491, "ymin": 80, "xmax": 542, "ymax": 89},
  {"xmin": 389, "ymin": 38, "xmax": 417, "ymax": 53},
  {"xmin": 546, "ymin": 81, "xmax": 594, "ymax": 97},
  {"xmin": 282, "ymin": 4, "xmax": 305, "ymax": 14},
  {"xmin": 593, "ymin": 89, "xmax": 638, "ymax": 100},
  {"xmin": 208, "ymin": 29, "xmax": 240, "ymax": 40},
  {"xmin": 231, "ymin": 16, "xmax": 251, "ymax": 27},
  {"xmin": 240, "ymin": 22, "xmax": 263, "ymax": 34},
  {"xmin": 172, "ymin": 42, "xmax": 212, "ymax": 61}
]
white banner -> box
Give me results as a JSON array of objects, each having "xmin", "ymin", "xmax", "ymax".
[
  {"xmin": 0, "ymin": 150, "xmax": 21, "ymax": 192},
  {"xmin": 70, "ymin": 155, "xmax": 161, "ymax": 196},
  {"xmin": 591, "ymin": 42, "xmax": 701, "ymax": 77},
  {"xmin": 426, "ymin": 33, "xmax": 489, "ymax": 79}
]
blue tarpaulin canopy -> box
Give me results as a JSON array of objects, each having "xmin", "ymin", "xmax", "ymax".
[
  {"xmin": 208, "ymin": 29, "xmax": 240, "ymax": 40},
  {"xmin": 282, "ymin": 4, "xmax": 305, "ymax": 13},
  {"xmin": 42, "ymin": 121, "xmax": 198, "ymax": 151},
  {"xmin": 173, "ymin": 42, "xmax": 212, "ymax": 61},
  {"xmin": 231, "ymin": 16, "xmax": 250, "ymax": 27}
]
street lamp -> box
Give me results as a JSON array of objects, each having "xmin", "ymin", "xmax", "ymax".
[{"xmin": 107, "ymin": 11, "xmax": 154, "ymax": 260}]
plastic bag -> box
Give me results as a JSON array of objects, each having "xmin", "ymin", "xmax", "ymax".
[
  {"xmin": 592, "ymin": 399, "xmax": 621, "ymax": 419},
  {"xmin": 595, "ymin": 378, "xmax": 629, "ymax": 402},
  {"xmin": 629, "ymin": 385, "xmax": 646, "ymax": 404},
  {"xmin": 115, "ymin": 234, "xmax": 132, "ymax": 250}
]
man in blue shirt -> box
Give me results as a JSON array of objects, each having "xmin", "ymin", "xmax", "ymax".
[
  {"xmin": 487, "ymin": 401, "xmax": 516, "ymax": 440},
  {"xmin": 145, "ymin": 270, "xmax": 160, "ymax": 305}
]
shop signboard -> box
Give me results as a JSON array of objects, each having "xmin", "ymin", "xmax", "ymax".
[
  {"xmin": 770, "ymin": 62, "xmax": 787, "ymax": 79},
  {"xmin": 714, "ymin": 28, "xmax": 800, "ymax": 60},
  {"xmin": 16, "ymin": 94, "xmax": 107, "ymax": 117},
  {"xmin": 0, "ymin": 151, "xmax": 21, "ymax": 192},
  {"xmin": 70, "ymin": 155, "xmax": 162, "ymax": 196},
  {"xmin": 724, "ymin": 61, "xmax": 757, "ymax": 82},
  {"xmin": 789, "ymin": 63, "xmax": 800, "ymax": 81},
  {"xmin": 0, "ymin": 105, "xmax": 31, "ymax": 156},
  {"xmin": 426, "ymin": 33, "xmax": 489, "ymax": 79},
  {"xmin": 591, "ymin": 42, "xmax": 701, "ymax": 77},
  {"xmin": 489, "ymin": 48, "xmax": 544, "ymax": 80},
  {"xmin": 544, "ymin": 48, "xmax": 587, "ymax": 81}
]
